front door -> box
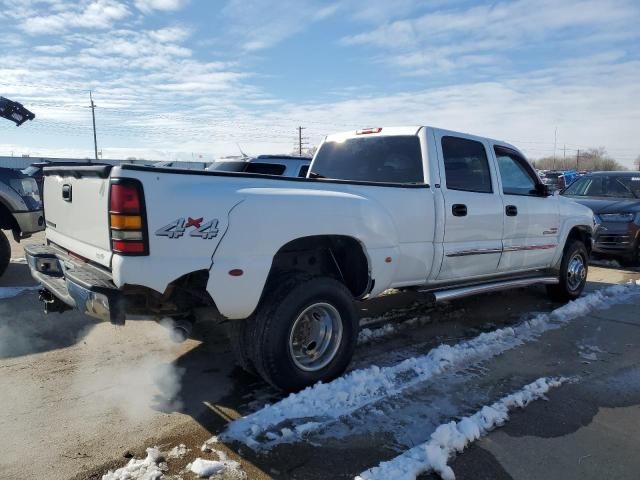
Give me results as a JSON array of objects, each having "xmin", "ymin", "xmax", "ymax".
[
  {"xmin": 436, "ymin": 133, "xmax": 504, "ymax": 280},
  {"xmin": 492, "ymin": 145, "xmax": 560, "ymax": 271}
]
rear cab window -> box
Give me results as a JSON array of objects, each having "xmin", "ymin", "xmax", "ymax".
[
  {"xmin": 311, "ymin": 135, "xmax": 424, "ymax": 184},
  {"xmin": 245, "ymin": 163, "xmax": 286, "ymax": 175},
  {"xmin": 441, "ymin": 136, "xmax": 492, "ymax": 193}
]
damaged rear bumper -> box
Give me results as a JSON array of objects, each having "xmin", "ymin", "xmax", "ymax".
[{"xmin": 24, "ymin": 243, "xmax": 124, "ymax": 324}]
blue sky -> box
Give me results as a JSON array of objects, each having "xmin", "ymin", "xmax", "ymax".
[{"xmin": 0, "ymin": 0, "xmax": 639, "ymax": 166}]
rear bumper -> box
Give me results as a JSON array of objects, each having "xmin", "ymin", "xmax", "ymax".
[
  {"xmin": 24, "ymin": 243, "xmax": 124, "ymax": 324},
  {"xmin": 14, "ymin": 209, "xmax": 45, "ymax": 236}
]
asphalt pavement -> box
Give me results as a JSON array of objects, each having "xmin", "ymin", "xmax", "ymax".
[{"xmin": 1, "ymin": 232, "xmax": 639, "ymax": 480}]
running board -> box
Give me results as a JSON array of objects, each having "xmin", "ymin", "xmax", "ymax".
[{"xmin": 420, "ymin": 276, "xmax": 559, "ymax": 303}]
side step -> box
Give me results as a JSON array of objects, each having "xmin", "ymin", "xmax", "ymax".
[{"xmin": 420, "ymin": 276, "xmax": 559, "ymax": 303}]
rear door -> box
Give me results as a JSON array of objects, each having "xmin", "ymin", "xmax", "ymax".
[
  {"xmin": 435, "ymin": 132, "xmax": 504, "ymax": 280},
  {"xmin": 43, "ymin": 168, "xmax": 113, "ymax": 267},
  {"xmin": 492, "ymin": 145, "xmax": 559, "ymax": 271}
]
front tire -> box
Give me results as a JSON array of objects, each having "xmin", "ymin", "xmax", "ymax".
[
  {"xmin": 547, "ymin": 240, "xmax": 588, "ymax": 302},
  {"xmin": 0, "ymin": 230, "xmax": 11, "ymax": 277},
  {"xmin": 252, "ymin": 275, "xmax": 358, "ymax": 392}
]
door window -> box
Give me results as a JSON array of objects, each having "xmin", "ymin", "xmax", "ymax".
[
  {"xmin": 441, "ymin": 136, "xmax": 492, "ymax": 193},
  {"xmin": 494, "ymin": 146, "xmax": 538, "ymax": 195}
]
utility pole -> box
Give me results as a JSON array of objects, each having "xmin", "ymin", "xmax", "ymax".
[
  {"xmin": 576, "ymin": 149, "xmax": 580, "ymax": 171},
  {"xmin": 552, "ymin": 127, "xmax": 557, "ymax": 170},
  {"xmin": 90, "ymin": 90, "xmax": 98, "ymax": 163},
  {"xmin": 297, "ymin": 126, "xmax": 307, "ymax": 156}
]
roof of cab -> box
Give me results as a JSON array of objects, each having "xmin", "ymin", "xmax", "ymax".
[{"xmin": 324, "ymin": 126, "xmax": 521, "ymax": 155}]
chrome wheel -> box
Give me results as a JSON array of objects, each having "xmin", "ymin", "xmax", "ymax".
[
  {"xmin": 567, "ymin": 253, "xmax": 587, "ymax": 291},
  {"xmin": 288, "ymin": 302, "xmax": 343, "ymax": 372}
]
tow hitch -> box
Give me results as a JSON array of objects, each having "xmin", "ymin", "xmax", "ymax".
[{"xmin": 39, "ymin": 289, "xmax": 71, "ymax": 314}]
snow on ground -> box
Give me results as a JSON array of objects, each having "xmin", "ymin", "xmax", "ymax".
[
  {"xmin": 167, "ymin": 444, "xmax": 189, "ymax": 459},
  {"xmin": 358, "ymin": 315, "xmax": 431, "ymax": 345},
  {"xmin": 222, "ymin": 281, "xmax": 640, "ymax": 449},
  {"xmin": 188, "ymin": 448, "xmax": 245, "ymax": 479},
  {"xmin": 102, "ymin": 447, "xmax": 164, "ymax": 480},
  {"xmin": 356, "ymin": 377, "xmax": 567, "ymax": 480},
  {"xmin": 0, "ymin": 285, "xmax": 39, "ymax": 299}
]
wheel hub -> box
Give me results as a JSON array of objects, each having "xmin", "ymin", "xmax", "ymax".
[
  {"xmin": 567, "ymin": 254, "xmax": 586, "ymax": 291},
  {"xmin": 289, "ymin": 303, "xmax": 343, "ymax": 372}
]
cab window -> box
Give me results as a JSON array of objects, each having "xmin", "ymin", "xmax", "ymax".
[
  {"xmin": 441, "ymin": 136, "xmax": 492, "ymax": 193},
  {"xmin": 494, "ymin": 146, "xmax": 538, "ymax": 195}
]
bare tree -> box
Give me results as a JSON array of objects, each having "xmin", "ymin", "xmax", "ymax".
[
  {"xmin": 634, "ymin": 154, "xmax": 640, "ymax": 171},
  {"xmin": 532, "ymin": 147, "xmax": 627, "ymax": 172}
]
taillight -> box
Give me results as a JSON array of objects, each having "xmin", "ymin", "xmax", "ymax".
[{"xmin": 109, "ymin": 179, "xmax": 148, "ymax": 255}]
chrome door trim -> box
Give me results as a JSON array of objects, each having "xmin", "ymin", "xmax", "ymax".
[{"xmin": 445, "ymin": 248, "xmax": 503, "ymax": 257}]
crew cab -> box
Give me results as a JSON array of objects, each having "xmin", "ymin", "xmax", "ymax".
[{"xmin": 25, "ymin": 126, "xmax": 594, "ymax": 391}]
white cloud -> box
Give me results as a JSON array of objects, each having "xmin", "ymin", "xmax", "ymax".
[
  {"xmin": 20, "ymin": 0, "xmax": 130, "ymax": 35},
  {"xmin": 341, "ymin": 0, "xmax": 640, "ymax": 74},
  {"xmin": 134, "ymin": 0, "xmax": 189, "ymax": 13},
  {"xmin": 221, "ymin": 0, "xmax": 339, "ymax": 51}
]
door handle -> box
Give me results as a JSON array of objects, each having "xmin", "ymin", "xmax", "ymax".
[
  {"xmin": 62, "ymin": 184, "xmax": 72, "ymax": 202},
  {"xmin": 452, "ymin": 204, "xmax": 467, "ymax": 217},
  {"xmin": 506, "ymin": 205, "xmax": 518, "ymax": 216}
]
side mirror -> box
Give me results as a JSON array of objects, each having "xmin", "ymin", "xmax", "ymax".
[{"xmin": 536, "ymin": 183, "xmax": 551, "ymax": 197}]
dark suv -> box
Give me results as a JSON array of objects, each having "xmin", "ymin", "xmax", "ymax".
[{"xmin": 562, "ymin": 172, "xmax": 640, "ymax": 265}]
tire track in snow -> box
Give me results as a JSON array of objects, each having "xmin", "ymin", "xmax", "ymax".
[
  {"xmin": 221, "ymin": 281, "xmax": 640, "ymax": 449},
  {"xmin": 355, "ymin": 377, "xmax": 568, "ymax": 480}
]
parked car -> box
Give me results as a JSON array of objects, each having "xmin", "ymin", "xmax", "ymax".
[
  {"xmin": 540, "ymin": 170, "xmax": 578, "ymax": 191},
  {"xmin": 562, "ymin": 172, "xmax": 640, "ymax": 265},
  {"xmin": 26, "ymin": 126, "xmax": 593, "ymax": 391},
  {"xmin": 0, "ymin": 167, "xmax": 44, "ymax": 275},
  {"xmin": 208, "ymin": 155, "xmax": 312, "ymax": 177}
]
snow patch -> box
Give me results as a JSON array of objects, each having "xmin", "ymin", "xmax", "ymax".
[
  {"xmin": 222, "ymin": 282, "xmax": 640, "ymax": 449},
  {"xmin": 102, "ymin": 447, "xmax": 164, "ymax": 480},
  {"xmin": 0, "ymin": 285, "xmax": 39, "ymax": 299},
  {"xmin": 358, "ymin": 315, "xmax": 432, "ymax": 345},
  {"xmin": 356, "ymin": 377, "xmax": 567, "ymax": 480},
  {"xmin": 167, "ymin": 444, "xmax": 189, "ymax": 459},
  {"xmin": 188, "ymin": 454, "xmax": 244, "ymax": 479},
  {"xmin": 189, "ymin": 459, "xmax": 225, "ymax": 477}
]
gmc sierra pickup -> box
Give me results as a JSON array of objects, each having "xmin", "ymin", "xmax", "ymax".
[{"xmin": 26, "ymin": 126, "xmax": 594, "ymax": 391}]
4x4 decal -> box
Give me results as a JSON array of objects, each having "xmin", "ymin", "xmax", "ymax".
[{"xmin": 156, "ymin": 217, "xmax": 219, "ymax": 239}]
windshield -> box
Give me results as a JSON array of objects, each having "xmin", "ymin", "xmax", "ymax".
[
  {"xmin": 311, "ymin": 135, "xmax": 423, "ymax": 184},
  {"xmin": 563, "ymin": 175, "xmax": 640, "ymax": 198}
]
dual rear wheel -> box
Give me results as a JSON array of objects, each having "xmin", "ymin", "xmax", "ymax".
[
  {"xmin": 228, "ymin": 274, "xmax": 358, "ymax": 392},
  {"xmin": 230, "ymin": 239, "xmax": 590, "ymax": 392}
]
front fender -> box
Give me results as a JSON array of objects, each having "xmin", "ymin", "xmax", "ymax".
[{"xmin": 207, "ymin": 187, "xmax": 400, "ymax": 319}]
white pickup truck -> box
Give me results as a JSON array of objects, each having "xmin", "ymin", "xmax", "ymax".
[{"xmin": 26, "ymin": 126, "xmax": 594, "ymax": 391}]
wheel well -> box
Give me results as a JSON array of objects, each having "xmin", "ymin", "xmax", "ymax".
[
  {"xmin": 566, "ymin": 226, "xmax": 592, "ymax": 254},
  {"xmin": 0, "ymin": 201, "xmax": 18, "ymax": 232},
  {"xmin": 268, "ymin": 235, "xmax": 371, "ymax": 299}
]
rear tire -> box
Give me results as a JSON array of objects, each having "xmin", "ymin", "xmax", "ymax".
[
  {"xmin": 228, "ymin": 318, "xmax": 258, "ymax": 376},
  {"xmin": 0, "ymin": 230, "xmax": 11, "ymax": 277},
  {"xmin": 252, "ymin": 274, "xmax": 358, "ymax": 392},
  {"xmin": 547, "ymin": 239, "xmax": 588, "ymax": 302}
]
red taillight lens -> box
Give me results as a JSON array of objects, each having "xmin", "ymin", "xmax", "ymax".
[
  {"xmin": 110, "ymin": 184, "xmax": 141, "ymax": 214},
  {"xmin": 112, "ymin": 240, "xmax": 146, "ymax": 254},
  {"xmin": 109, "ymin": 180, "xmax": 148, "ymax": 256}
]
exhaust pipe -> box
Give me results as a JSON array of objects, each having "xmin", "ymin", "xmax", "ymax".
[{"xmin": 161, "ymin": 317, "xmax": 193, "ymax": 343}]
